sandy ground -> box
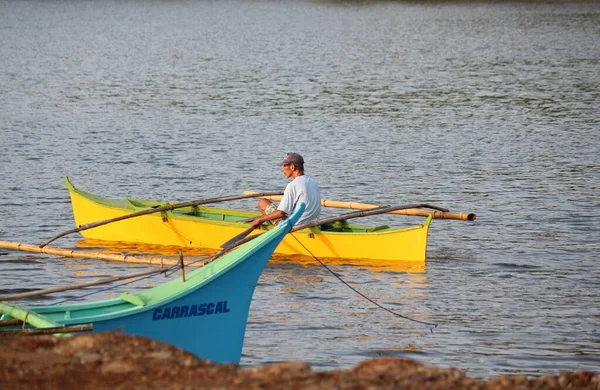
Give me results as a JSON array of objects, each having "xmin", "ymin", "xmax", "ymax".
[{"xmin": 0, "ymin": 332, "xmax": 597, "ymax": 390}]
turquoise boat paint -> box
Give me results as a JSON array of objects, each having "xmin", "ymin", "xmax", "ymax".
[{"xmin": 0, "ymin": 203, "xmax": 306, "ymax": 364}]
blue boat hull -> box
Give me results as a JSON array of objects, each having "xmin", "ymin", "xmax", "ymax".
[
  {"xmin": 3, "ymin": 204, "xmax": 306, "ymax": 363},
  {"xmin": 86, "ymin": 256, "xmax": 267, "ymax": 363}
]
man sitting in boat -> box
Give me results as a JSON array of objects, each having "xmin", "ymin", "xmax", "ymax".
[{"xmin": 250, "ymin": 152, "xmax": 321, "ymax": 228}]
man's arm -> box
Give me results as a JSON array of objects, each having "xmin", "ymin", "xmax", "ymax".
[{"xmin": 250, "ymin": 209, "xmax": 287, "ymax": 229}]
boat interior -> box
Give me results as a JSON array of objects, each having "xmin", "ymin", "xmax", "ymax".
[{"xmin": 126, "ymin": 198, "xmax": 392, "ymax": 233}]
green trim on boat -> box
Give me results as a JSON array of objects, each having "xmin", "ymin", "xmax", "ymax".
[
  {"xmin": 0, "ymin": 301, "xmax": 72, "ymax": 337},
  {"xmin": 120, "ymin": 292, "xmax": 146, "ymax": 307},
  {"xmin": 66, "ymin": 177, "xmax": 131, "ymax": 210},
  {"xmin": 27, "ymin": 211, "xmax": 292, "ymax": 325}
]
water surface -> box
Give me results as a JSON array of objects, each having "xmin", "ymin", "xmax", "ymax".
[{"xmin": 1, "ymin": 0, "xmax": 599, "ymax": 378}]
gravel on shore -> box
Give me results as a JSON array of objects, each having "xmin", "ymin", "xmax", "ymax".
[{"xmin": 0, "ymin": 332, "xmax": 597, "ymax": 389}]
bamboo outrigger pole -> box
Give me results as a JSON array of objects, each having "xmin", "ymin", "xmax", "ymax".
[
  {"xmin": 221, "ymin": 203, "xmax": 448, "ymax": 250},
  {"xmin": 39, "ymin": 191, "xmax": 284, "ymax": 248},
  {"xmin": 292, "ymin": 203, "xmax": 448, "ymax": 230},
  {"xmin": 244, "ymin": 192, "xmax": 476, "ymax": 221},
  {"xmin": 0, "ymin": 240, "xmax": 178, "ymax": 267},
  {"xmin": 0, "ymin": 300, "xmax": 94, "ymax": 337},
  {"xmin": 0, "ymin": 324, "xmax": 93, "ymax": 336},
  {"xmin": 0, "ymin": 268, "xmax": 167, "ymax": 301}
]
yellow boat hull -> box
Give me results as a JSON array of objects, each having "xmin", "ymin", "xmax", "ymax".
[{"xmin": 66, "ymin": 179, "xmax": 432, "ymax": 262}]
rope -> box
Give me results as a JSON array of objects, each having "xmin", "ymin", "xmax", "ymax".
[
  {"xmin": 289, "ymin": 233, "xmax": 438, "ymax": 331},
  {"xmin": 50, "ymin": 271, "xmax": 167, "ymax": 306},
  {"xmin": 48, "ymin": 250, "xmax": 222, "ymax": 305},
  {"xmin": 45, "ymin": 234, "xmax": 439, "ymax": 332}
]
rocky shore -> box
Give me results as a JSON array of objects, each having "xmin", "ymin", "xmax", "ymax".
[{"xmin": 1, "ymin": 332, "xmax": 597, "ymax": 389}]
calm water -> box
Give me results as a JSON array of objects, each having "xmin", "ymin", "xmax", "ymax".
[{"xmin": 1, "ymin": 0, "xmax": 599, "ymax": 378}]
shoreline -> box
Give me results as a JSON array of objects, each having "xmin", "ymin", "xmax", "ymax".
[{"xmin": 1, "ymin": 332, "xmax": 597, "ymax": 389}]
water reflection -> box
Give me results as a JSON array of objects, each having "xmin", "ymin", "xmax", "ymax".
[
  {"xmin": 76, "ymin": 239, "xmax": 428, "ymax": 273},
  {"xmin": 76, "ymin": 238, "xmax": 215, "ymax": 262},
  {"xmin": 270, "ymin": 254, "xmax": 427, "ymax": 274}
]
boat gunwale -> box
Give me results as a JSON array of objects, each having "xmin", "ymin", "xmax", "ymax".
[
  {"xmin": 30, "ymin": 233, "xmax": 277, "ymax": 324},
  {"xmin": 67, "ymin": 178, "xmax": 431, "ymax": 236},
  {"xmin": 29, "ymin": 186, "xmax": 300, "ymax": 324}
]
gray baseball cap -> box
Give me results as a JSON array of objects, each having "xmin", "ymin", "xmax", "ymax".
[{"xmin": 278, "ymin": 152, "xmax": 304, "ymax": 166}]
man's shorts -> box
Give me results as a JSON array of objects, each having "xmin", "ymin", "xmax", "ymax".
[{"xmin": 265, "ymin": 203, "xmax": 285, "ymax": 225}]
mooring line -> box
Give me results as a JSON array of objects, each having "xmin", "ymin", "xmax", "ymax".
[
  {"xmin": 289, "ymin": 233, "xmax": 438, "ymax": 331},
  {"xmin": 49, "ymin": 271, "xmax": 167, "ymax": 306},
  {"xmin": 48, "ymin": 249, "xmax": 225, "ymax": 306},
  {"xmin": 47, "ymin": 249, "xmax": 224, "ymax": 306},
  {"xmin": 48, "ymin": 261, "xmax": 184, "ymax": 306}
]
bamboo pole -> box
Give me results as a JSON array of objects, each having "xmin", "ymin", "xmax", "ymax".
[
  {"xmin": 0, "ymin": 268, "xmax": 167, "ymax": 301},
  {"xmin": 0, "ymin": 324, "xmax": 93, "ymax": 336},
  {"xmin": 222, "ymin": 203, "xmax": 441, "ymax": 250},
  {"xmin": 293, "ymin": 204, "xmax": 442, "ymax": 231},
  {"xmin": 0, "ymin": 240, "xmax": 180, "ymax": 267},
  {"xmin": 244, "ymin": 192, "xmax": 476, "ymax": 221},
  {"xmin": 0, "ymin": 319, "xmax": 23, "ymax": 327},
  {"xmin": 40, "ymin": 191, "xmax": 284, "ymax": 248}
]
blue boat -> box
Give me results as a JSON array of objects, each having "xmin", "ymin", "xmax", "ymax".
[{"xmin": 0, "ymin": 203, "xmax": 306, "ymax": 364}]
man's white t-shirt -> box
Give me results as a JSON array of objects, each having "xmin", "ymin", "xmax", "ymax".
[{"xmin": 277, "ymin": 175, "xmax": 321, "ymax": 225}]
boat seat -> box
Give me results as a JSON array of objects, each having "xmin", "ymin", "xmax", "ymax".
[
  {"xmin": 120, "ymin": 292, "xmax": 146, "ymax": 307},
  {"xmin": 372, "ymin": 225, "xmax": 390, "ymax": 232},
  {"xmin": 320, "ymin": 220, "xmax": 350, "ymax": 232}
]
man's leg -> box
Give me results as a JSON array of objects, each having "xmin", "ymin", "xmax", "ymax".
[{"xmin": 257, "ymin": 199, "xmax": 283, "ymax": 225}]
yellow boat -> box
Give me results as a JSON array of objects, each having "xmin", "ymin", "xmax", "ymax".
[{"xmin": 65, "ymin": 178, "xmax": 434, "ymax": 262}]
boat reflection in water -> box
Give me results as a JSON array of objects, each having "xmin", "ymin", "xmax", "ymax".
[
  {"xmin": 269, "ymin": 254, "xmax": 426, "ymax": 274},
  {"xmin": 76, "ymin": 238, "xmax": 426, "ymax": 274}
]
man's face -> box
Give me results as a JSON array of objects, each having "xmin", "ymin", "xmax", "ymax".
[{"xmin": 281, "ymin": 164, "xmax": 294, "ymax": 178}]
